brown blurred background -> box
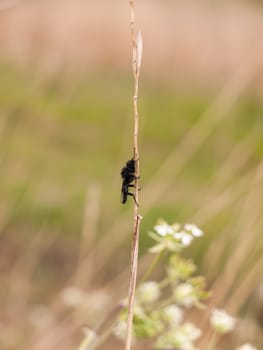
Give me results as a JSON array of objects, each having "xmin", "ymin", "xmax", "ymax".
[{"xmin": 1, "ymin": 0, "xmax": 263, "ymax": 88}]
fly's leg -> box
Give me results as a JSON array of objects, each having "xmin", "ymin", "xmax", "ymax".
[{"xmin": 127, "ymin": 192, "xmax": 139, "ymax": 207}]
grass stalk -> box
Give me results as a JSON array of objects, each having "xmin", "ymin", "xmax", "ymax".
[{"xmin": 125, "ymin": 1, "xmax": 143, "ymax": 350}]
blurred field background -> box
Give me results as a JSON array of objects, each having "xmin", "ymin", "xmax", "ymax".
[{"xmin": 0, "ymin": 0, "xmax": 263, "ymax": 349}]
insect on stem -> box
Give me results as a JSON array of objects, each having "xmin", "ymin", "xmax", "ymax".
[{"xmin": 120, "ymin": 158, "xmax": 139, "ymax": 207}]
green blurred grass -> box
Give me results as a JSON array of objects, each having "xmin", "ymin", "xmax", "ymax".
[{"xmin": 0, "ymin": 64, "xmax": 263, "ymax": 265}]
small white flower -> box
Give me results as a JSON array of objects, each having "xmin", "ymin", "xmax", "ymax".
[
  {"xmin": 184, "ymin": 224, "xmax": 203, "ymax": 237},
  {"xmin": 137, "ymin": 281, "xmax": 161, "ymax": 304},
  {"xmin": 210, "ymin": 309, "xmax": 235, "ymax": 333},
  {"xmin": 237, "ymin": 344, "xmax": 257, "ymax": 350},
  {"xmin": 60, "ymin": 286, "xmax": 86, "ymax": 307},
  {"xmin": 155, "ymin": 331, "xmax": 195, "ymax": 350},
  {"xmin": 112, "ymin": 320, "xmax": 127, "ymax": 340},
  {"xmin": 174, "ymin": 283, "xmax": 197, "ymax": 307},
  {"xmin": 154, "ymin": 223, "xmax": 173, "ymax": 236},
  {"xmin": 174, "ymin": 232, "xmax": 182, "ymax": 240},
  {"xmin": 174, "ymin": 231, "xmax": 194, "ymax": 246},
  {"xmin": 182, "ymin": 322, "xmax": 202, "ymax": 341},
  {"xmin": 162, "ymin": 305, "xmax": 183, "ymax": 325},
  {"xmin": 173, "ymin": 332, "xmax": 194, "ymax": 350}
]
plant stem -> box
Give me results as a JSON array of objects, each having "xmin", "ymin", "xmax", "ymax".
[
  {"xmin": 125, "ymin": 1, "xmax": 143, "ymax": 350},
  {"xmin": 140, "ymin": 251, "xmax": 164, "ymax": 284},
  {"xmin": 207, "ymin": 330, "xmax": 218, "ymax": 350}
]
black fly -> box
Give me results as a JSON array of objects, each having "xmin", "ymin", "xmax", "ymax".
[{"xmin": 120, "ymin": 158, "xmax": 139, "ymax": 206}]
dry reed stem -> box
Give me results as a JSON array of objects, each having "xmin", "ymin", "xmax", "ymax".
[
  {"xmin": 198, "ymin": 161, "xmax": 263, "ymax": 347},
  {"xmin": 75, "ymin": 184, "xmax": 101, "ymax": 288},
  {"xmin": 211, "ymin": 161, "xmax": 263, "ymax": 305},
  {"xmin": 125, "ymin": 1, "xmax": 142, "ymax": 350},
  {"xmin": 226, "ymin": 256, "xmax": 263, "ymax": 313},
  {"xmin": 192, "ymin": 122, "xmax": 262, "ymax": 224}
]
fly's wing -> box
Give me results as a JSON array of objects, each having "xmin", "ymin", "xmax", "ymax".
[
  {"xmin": 121, "ymin": 189, "xmax": 127, "ymax": 204},
  {"xmin": 121, "ymin": 193, "xmax": 127, "ymax": 204},
  {"xmin": 121, "ymin": 182, "xmax": 127, "ymax": 204}
]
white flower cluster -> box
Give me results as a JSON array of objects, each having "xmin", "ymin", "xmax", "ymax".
[
  {"xmin": 173, "ymin": 283, "xmax": 198, "ymax": 308},
  {"xmin": 150, "ymin": 221, "xmax": 203, "ymax": 253},
  {"xmin": 155, "ymin": 322, "xmax": 202, "ymax": 350},
  {"xmin": 137, "ymin": 281, "xmax": 161, "ymax": 304},
  {"xmin": 184, "ymin": 224, "xmax": 203, "ymax": 237},
  {"xmin": 161, "ymin": 305, "xmax": 183, "ymax": 325},
  {"xmin": 210, "ymin": 308, "xmax": 235, "ymax": 333},
  {"xmin": 112, "ymin": 320, "xmax": 128, "ymax": 341}
]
